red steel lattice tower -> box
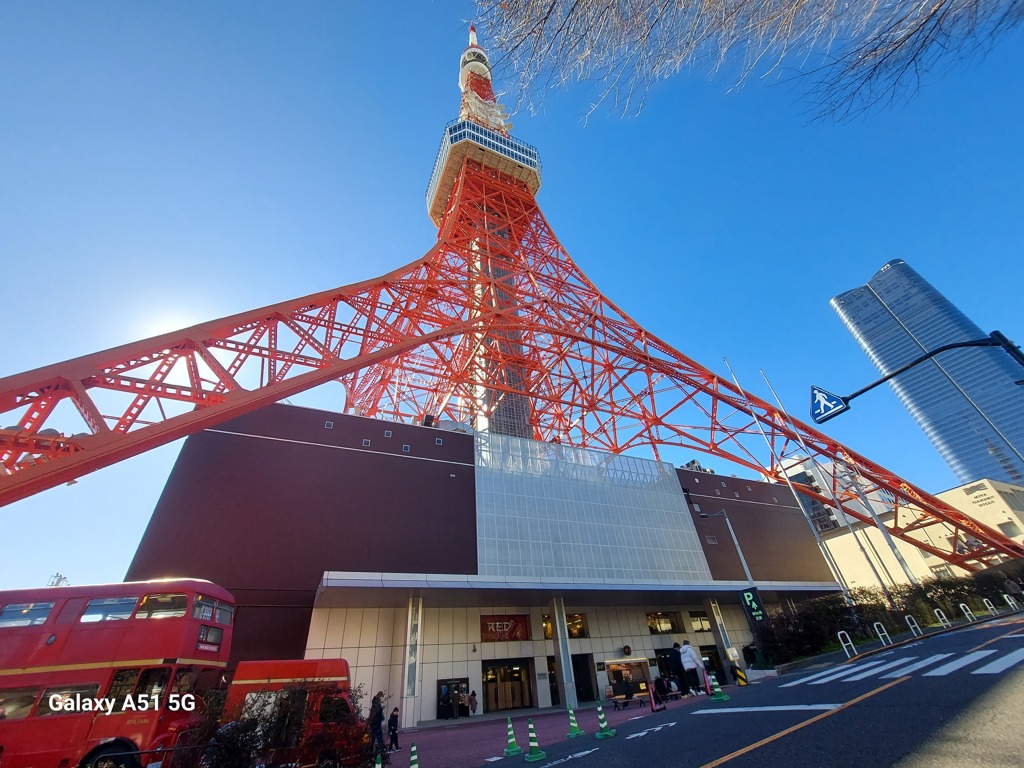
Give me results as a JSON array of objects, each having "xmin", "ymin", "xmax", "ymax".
[{"xmin": 1, "ymin": 27, "xmax": 1021, "ymax": 571}]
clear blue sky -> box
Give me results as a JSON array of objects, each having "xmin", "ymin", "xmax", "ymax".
[{"xmin": 2, "ymin": 3, "xmax": 1022, "ymax": 590}]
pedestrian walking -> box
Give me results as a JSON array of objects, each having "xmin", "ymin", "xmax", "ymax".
[
  {"xmin": 368, "ymin": 691, "xmax": 386, "ymax": 755},
  {"xmin": 668, "ymin": 643, "xmax": 687, "ymax": 693},
  {"xmin": 679, "ymin": 640, "xmax": 705, "ymax": 695},
  {"xmin": 468, "ymin": 690, "xmax": 478, "ymax": 716},
  {"xmin": 387, "ymin": 707, "xmax": 401, "ymax": 752}
]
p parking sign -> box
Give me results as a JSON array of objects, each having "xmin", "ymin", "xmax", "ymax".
[{"xmin": 740, "ymin": 587, "xmax": 766, "ymax": 624}]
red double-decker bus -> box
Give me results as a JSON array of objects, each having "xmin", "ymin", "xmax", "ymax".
[{"xmin": 0, "ymin": 579, "xmax": 235, "ymax": 768}]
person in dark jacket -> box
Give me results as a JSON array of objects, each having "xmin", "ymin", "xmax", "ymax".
[
  {"xmin": 387, "ymin": 707, "xmax": 401, "ymax": 752},
  {"xmin": 668, "ymin": 643, "xmax": 687, "ymax": 692},
  {"xmin": 368, "ymin": 692, "xmax": 385, "ymax": 754}
]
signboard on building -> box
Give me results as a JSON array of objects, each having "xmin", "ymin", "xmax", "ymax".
[
  {"xmin": 480, "ymin": 614, "xmax": 531, "ymax": 641},
  {"xmin": 740, "ymin": 587, "xmax": 766, "ymax": 624}
]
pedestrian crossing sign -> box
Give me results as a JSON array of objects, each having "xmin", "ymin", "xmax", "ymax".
[{"xmin": 810, "ymin": 386, "xmax": 850, "ymax": 424}]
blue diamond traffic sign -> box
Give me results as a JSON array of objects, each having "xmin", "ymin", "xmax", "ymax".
[{"xmin": 810, "ymin": 386, "xmax": 850, "ymax": 424}]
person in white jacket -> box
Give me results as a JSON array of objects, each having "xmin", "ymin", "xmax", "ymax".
[{"xmin": 679, "ymin": 640, "xmax": 705, "ymax": 695}]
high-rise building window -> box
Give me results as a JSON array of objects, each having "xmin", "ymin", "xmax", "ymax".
[
  {"xmin": 542, "ymin": 613, "xmax": 589, "ymax": 639},
  {"xmin": 998, "ymin": 521, "xmax": 1023, "ymax": 538},
  {"xmin": 689, "ymin": 611, "xmax": 711, "ymax": 632}
]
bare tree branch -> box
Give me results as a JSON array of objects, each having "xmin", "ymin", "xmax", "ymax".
[{"xmin": 476, "ymin": 0, "xmax": 1024, "ymax": 119}]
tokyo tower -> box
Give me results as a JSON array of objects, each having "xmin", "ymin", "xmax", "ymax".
[{"xmin": 1, "ymin": 27, "xmax": 1021, "ymax": 572}]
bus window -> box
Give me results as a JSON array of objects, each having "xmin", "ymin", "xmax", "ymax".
[
  {"xmin": 197, "ymin": 624, "xmax": 223, "ymax": 652},
  {"xmin": 215, "ymin": 601, "xmax": 234, "ymax": 626},
  {"xmin": 136, "ymin": 593, "xmax": 188, "ymax": 619},
  {"xmin": 192, "ymin": 595, "xmax": 215, "ymax": 621},
  {"xmin": 318, "ymin": 694, "xmax": 352, "ymax": 723},
  {"xmin": 38, "ymin": 684, "xmax": 101, "ymax": 716},
  {"xmin": 80, "ymin": 596, "xmax": 138, "ymax": 623},
  {"xmin": 172, "ymin": 668, "xmax": 197, "ymax": 695},
  {"xmin": 194, "ymin": 594, "xmax": 234, "ymax": 625},
  {"xmin": 134, "ymin": 668, "xmax": 171, "ymax": 702},
  {"xmin": 107, "ymin": 669, "xmax": 141, "ymax": 710},
  {"xmin": 0, "ymin": 601, "xmax": 55, "ymax": 627},
  {"xmin": 0, "ymin": 687, "xmax": 40, "ymax": 720}
]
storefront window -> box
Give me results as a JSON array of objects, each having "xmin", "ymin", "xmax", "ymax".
[
  {"xmin": 646, "ymin": 611, "xmax": 680, "ymax": 634},
  {"xmin": 541, "ymin": 613, "xmax": 589, "ymax": 640},
  {"xmin": 689, "ymin": 610, "xmax": 712, "ymax": 632}
]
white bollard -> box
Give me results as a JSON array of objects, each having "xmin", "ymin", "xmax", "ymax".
[
  {"xmin": 873, "ymin": 622, "xmax": 892, "ymax": 646},
  {"xmin": 983, "ymin": 598, "xmax": 999, "ymax": 616},
  {"xmin": 837, "ymin": 630, "xmax": 858, "ymax": 659},
  {"xmin": 960, "ymin": 603, "xmax": 977, "ymax": 622},
  {"xmin": 1004, "ymin": 594, "xmax": 1020, "ymax": 611},
  {"xmin": 905, "ymin": 615, "xmax": 923, "ymax": 637},
  {"xmin": 934, "ymin": 608, "xmax": 951, "ymax": 629}
]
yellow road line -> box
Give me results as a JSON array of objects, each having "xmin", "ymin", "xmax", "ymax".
[
  {"xmin": 699, "ymin": 677, "xmax": 909, "ymax": 768},
  {"xmin": 969, "ymin": 623, "xmax": 1024, "ymax": 652}
]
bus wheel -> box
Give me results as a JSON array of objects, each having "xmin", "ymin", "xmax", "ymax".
[{"xmin": 83, "ymin": 746, "xmax": 141, "ymax": 768}]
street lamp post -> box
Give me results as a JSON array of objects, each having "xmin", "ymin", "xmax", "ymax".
[{"xmin": 700, "ymin": 510, "xmax": 754, "ymax": 585}]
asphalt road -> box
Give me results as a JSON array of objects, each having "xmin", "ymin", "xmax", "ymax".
[{"xmin": 404, "ymin": 612, "xmax": 1024, "ymax": 768}]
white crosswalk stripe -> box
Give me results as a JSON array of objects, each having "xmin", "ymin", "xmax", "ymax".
[
  {"xmin": 781, "ymin": 660, "xmax": 886, "ymax": 688},
  {"xmin": 881, "ymin": 653, "xmax": 953, "ymax": 678},
  {"xmin": 809, "ymin": 659, "xmax": 893, "ymax": 685},
  {"xmin": 971, "ymin": 648, "xmax": 1024, "ymax": 674},
  {"xmin": 780, "ymin": 648, "xmax": 1024, "ymax": 686},
  {"xmin": 844, "ymin": 656, "xmax": 918, "ymax": 681},
  {"xmin": 779, "ymin": 667, "xmax": 852, "ymax": 688},
  {"xmin": 922, "ymin": 650, "xmax": 998, "ymax": 676}
]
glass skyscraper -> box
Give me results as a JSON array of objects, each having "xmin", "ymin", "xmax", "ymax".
[{"xmin": 831, "ymin": 259, "xmax": 1024, "ymax": 486}]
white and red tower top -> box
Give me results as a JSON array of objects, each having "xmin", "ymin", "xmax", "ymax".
[
  {"xmin": 426, "ymin": 25, "xmax": 541, "ymax": 225},
  {"xmin": 458, "ymin": 24, "xmax": 509, "ymax": 135}
]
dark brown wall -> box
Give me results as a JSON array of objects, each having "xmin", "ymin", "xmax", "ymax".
[
  {"xmin": 126, "ymin": 404, "xmax": 477, "ymax": 663},
  {"xmin": 676, "ymin": 468, "xmax": 834, "ymax": 583}
]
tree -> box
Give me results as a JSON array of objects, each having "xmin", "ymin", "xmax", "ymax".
[
  {"xmin": 182, "ymin": 682, "xmax": 373, "ymax": 768},
  {"xmin": 475, "ymin": 0, "xmax": 1023, "ymax": 119}
]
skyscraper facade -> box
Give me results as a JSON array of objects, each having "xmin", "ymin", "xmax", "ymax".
[{"xmin": 831, "ymin": 259, "xmax": 1024, "ymax": 486}]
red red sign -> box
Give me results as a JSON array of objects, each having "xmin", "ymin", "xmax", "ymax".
[{"xmin": 480, "ymin": 614, "xmax": 531, "ymax": 642}]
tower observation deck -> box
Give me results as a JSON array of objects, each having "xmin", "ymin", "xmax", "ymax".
[
  {"xmin": 426, "ymin": 25, "xmax": 541, "ymax": 227},
  {"xmin": 1, "ymin": 26, "xmax": 1021, "ymax": 571}
]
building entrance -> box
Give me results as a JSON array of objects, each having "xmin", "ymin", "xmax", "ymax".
[
  {"xmin": 571, "ymin": 653, "xmax": 597, "ymax": 702},
  {"xmin": 546, "ymin": 657, "xmax": 560, "ymax": 706},
  {"xmin": 483, "ymin": 658, "xmax": 533, "ymax": 712},
  {"xmin": 436, "ymin": 678, "xmax": 469, "ymax": 720},
  {"xmin": 700, "ymin": 645, "xmax": 726, "ymax": 687}
]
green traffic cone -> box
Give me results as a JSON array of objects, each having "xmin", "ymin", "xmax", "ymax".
[
  {"xmin": 524, "ymin": 718, "xmax": 547, "ymax": 762},
  {"xmin": 594, "ymin": 704, "xmax": 616, "ymax": 739},
  {"xmin": 566, "ymin": 707, "xmax": 586, "ymax": 738},
  {"xmin": 503, "ymin": 716, "xmax": 523, "ymax": 756},
  {"xmin": 708, "ymin": 671, "xmax": 731, "ymax": 702}
]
